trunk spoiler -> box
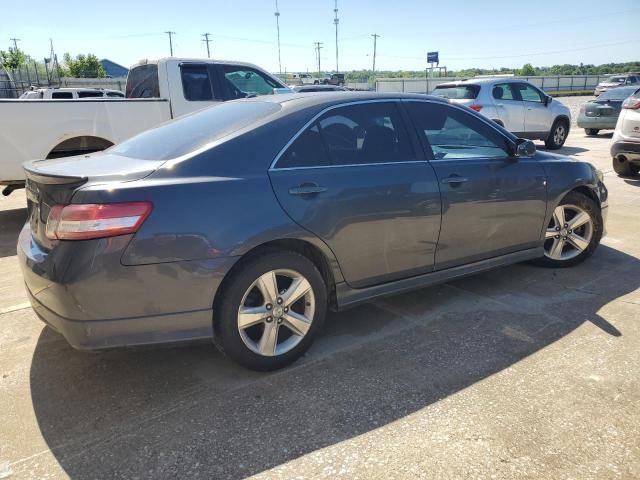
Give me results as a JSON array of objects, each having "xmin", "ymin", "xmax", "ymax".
[{"xmin": 24, "ymin": 165, "xmax": 87, "ymax": 186}]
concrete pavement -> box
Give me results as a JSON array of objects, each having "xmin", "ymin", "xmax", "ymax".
[{"xmin": 0, "ymin": 128, "xmax": 638, "ymax": 479}]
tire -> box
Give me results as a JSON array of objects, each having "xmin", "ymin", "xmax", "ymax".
[
  {"xmin": 533, "ymin": 191, "xmax": 602, "ymax": 268},
  {"xmin": 313, "ymin": 80, "xmax": 319, "ymax": 85},
  {"xmin": 585, "ymin": 128, "xmax": 599, "ymax": 136},
  {"xmin": 612, "ymin": 156, "xmax": 639, "ymax": 176},
  {"xmin": 213, "ymin": 249, "xmax": 327, "ymax": 371},
  {"xmin": 545, "ymin": 118, "xmax": 569, "ymax": 150}
]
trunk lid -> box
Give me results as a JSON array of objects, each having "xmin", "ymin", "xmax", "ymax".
[
  {"xmin": 24, "ymin": 152, "xmax": 164, "ymax": 249},
  {"xmin": 584, "ymin": 99, "xmax": 623, "ymax": 118}
]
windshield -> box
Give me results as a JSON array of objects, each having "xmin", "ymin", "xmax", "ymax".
[
  {"xmin": 110, "ymin": 101, "xmax": 281, "ymax": 160},
  {"xmin": 607, "ymin": 76, "xmax": 626, "ymax": 83},
  {"xmin": 432, "ymin": 84, "xmax": 480, "ymax": 100}
]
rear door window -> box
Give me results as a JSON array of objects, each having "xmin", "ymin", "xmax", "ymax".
[
  {"xmin": 492, "ymin": 83, "xmax": 518, "ymax": 101},
  {"xmin": 78, "ymin": 91, "xmax": 104, "ymax": 98},
  {"xmin": 181, "ymin": 64, "xmax": 214, "ymax": 101},
  {"xmin": 277, "ymin": 101, "xmax": 415, "ymax": 168}
]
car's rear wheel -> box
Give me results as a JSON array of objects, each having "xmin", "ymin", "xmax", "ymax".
[
  {"xmin": 213, "ymin": 250, "xmax": 327, "ymax": 371},
  {"xmin": 534, "ymin": 192, "xmax": 602, "ymax": 268},
  {"xmin": 545, "ymin": 119, "xmax": 569, "ymax": 150},
  {"xmin": 612, "ymin": 156, "xmax": 640, "ymax": 176},
  {"xmin": 585, "ymin": 128, "xmax": 599, "ymax": 136}
]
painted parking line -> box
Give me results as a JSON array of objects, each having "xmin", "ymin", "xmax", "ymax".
[{"xmin": 0, "ymin": 302, "xmax": 31, "ymax": 316}]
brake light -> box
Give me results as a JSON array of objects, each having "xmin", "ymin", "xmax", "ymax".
[
  {"xmin": 45, "ymin": 202, "xmax": 152, "ymax": 240},
  {"xmin": 622, "ymin": 97, "xmax": 640, "ymax": 109},
  {"xmin": 469, "ymin": 104, "xmax": 482, "ymax": 112}
]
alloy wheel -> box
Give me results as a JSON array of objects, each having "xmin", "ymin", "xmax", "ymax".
[
  {"xmin": 553, "ymin": 124, "xmax": 567, "ymax": 145},
  {"xmin": 237, "ymin": 269, "xmax": 316, "ymax": 357},
  {"xmin": 544, "ymin": 204, "xmax": 593, "ymax": 261}
]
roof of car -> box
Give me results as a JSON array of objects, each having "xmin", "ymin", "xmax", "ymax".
[
  {"xmin": 436, "ymin": 78, "xmax": 521, "ymax": 87},
  {"xmin": 253, "ymin": 91, "xmax": 448, "ymax": 108}
]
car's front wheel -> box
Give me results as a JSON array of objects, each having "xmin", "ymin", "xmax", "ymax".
[
  {"xmin": 545, "ymin": 119, "xmax": 569, "ymax": 150},
  {"xmin": 213, "ymin": 250, "xmax": 327, "ymax": 371},
  {"xmin": 534, "ymin": 192, "xmax": 602, "ymax": 268},
  {"xmin": 585, "ymin": 128, "xmax": 599, "ymax": 136}
]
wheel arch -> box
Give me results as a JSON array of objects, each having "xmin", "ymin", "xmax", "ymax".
[
  {"xmin": 491, "ymin": 118, "xmax": 504, "ymax": 127},
  {"xmin": 213, "ymin": 238, "xmax": 340, "ymax": 316}
]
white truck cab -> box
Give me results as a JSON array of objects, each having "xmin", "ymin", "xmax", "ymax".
[{"xmin": 0, "ymin": 58, "xmax": 288, "ymax": 193}]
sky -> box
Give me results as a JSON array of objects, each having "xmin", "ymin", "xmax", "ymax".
[{"xmin": 2, "ymin": 0, "xmax": 639, "ymax": 73}]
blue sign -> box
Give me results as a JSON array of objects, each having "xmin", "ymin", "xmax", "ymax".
[{"xmin": 427, "ymin": 51, "xmax": 439, "ymax": 64}]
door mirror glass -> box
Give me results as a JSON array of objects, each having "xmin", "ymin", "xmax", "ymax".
[
  {"xmin": 545, "ymin": 95, "xmax": 553, "ymax": 106},
  {"xmin": 515, "ymin": 139, "xmax": 536, "ymax": 158}
]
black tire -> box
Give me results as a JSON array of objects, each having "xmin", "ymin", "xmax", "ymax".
[
  {"xmin": 492, "ymin": 119, "xmax": 504, "ymax": 127},
  {"xmin": 533, "ymin": 191, "xmax": 602, "ymax": 268},
  {"xmin": 313, "ymin": 80, "xmax": 319, "ymax": 85},
  {"xmin": 213, "ymin": 249, "xmax": 327, "ymax": 371},
  {"xmin": 545, "ymin": 118, "xmax": 570, "ymax": 150},
  {"xmin": 612, "ymin": 156, "xmax": 639, "ymax": 176},
  {"xmin": 585, "ymin": 128, "xmax": 599, "ymax": 136}
]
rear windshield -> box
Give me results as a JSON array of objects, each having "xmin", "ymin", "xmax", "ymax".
[
  {"xmin": 432, "ymin": 84, "xmax": 480, "ymax": 100},
  {"xmin": 126, "ymin": 64, "xmax": 160, "ymax": 98},
  {"xmin": 608, "ymin": 76, "xmax": 626, "ymax": 83},
  {"xmin": 110, "ymin": 101, "xmax": 281, "ymax": 160},
  {"xmin": 598, "ymin": 87, "xmax": 639, "ymax": 101}
]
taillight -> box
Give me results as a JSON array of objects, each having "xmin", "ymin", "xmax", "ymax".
[
  {"xmin": 45, "ymin": 202, "xmax": 153, "ymax": 240},
  {"xmin": 469, "ymin": 104, "xmax": 482, "ymax": 112},
  {"xmin": 622, "ymin": 97, "xmax": 640, "ymax": 109}
]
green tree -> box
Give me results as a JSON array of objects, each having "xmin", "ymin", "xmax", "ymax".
[
  {"xmin": 63, "ymin": 53, "xmax": 106, "ymax": 78},
  {"xmin": 520, "ymin": 63, "xmax": 536, "ymax": 76},
  {"xmin": 0, "ymin": 47, "xmax": 27, "ymax": 70}
]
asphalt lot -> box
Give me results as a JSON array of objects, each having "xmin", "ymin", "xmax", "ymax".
[{"xmin": 1, "ymin": 118, "xmax": 639, "ymax": 479}]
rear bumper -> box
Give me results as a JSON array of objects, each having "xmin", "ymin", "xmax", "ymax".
[
  {"xmin": 18, "ymin": 223, "xmax": 238, "ymax": 350},
  {"xmin": 611, "ymin": 140, "xmax": 640, "ymax": 162},
  {"xmin": 25, "ymin": 285, "xmax": 214, "ymax": 349},
  {"xmin": 577, "ymin": 115, "xmax": 617, "ymax": 130}
]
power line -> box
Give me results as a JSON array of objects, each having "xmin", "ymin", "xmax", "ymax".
[
  {"xmin": 333, "ymin": 0, "xmax": 339, "ymax": 72},
  {"xmin": 314, "ymin": 41, "xmax": 323, "ymax": 76},
  {"xmin": 371, "ymin": 34, "xmax": 380, "ymax": 74},
  {"xmin": 274, "ymin": 0, "xmax": 282, "ymax": 74},
  {"xmin": 164, "ymin": 31, "xmax": 176, "ymax": 56},
  {"xmin": 202, "ymin": 33, "xmax": 212, "ymax": 58}
]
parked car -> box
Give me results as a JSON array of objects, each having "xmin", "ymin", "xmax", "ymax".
[
  {"xmin": 577, "ymin": 86, "xmax": 639, "ymax": 135},
  {"xmin": 0, "ymin": 58, "xmax": 288, "ymax": 194},
  {"xmin": 292, "ymin": 85, "xmax": 348, "ymax": 93},
  {"xmin": 290, "ymin": 73, "xmax": 321, "ymax": 86},
  {"xmin": 323, "ymin": 73, "xmax": 345, "ymax": 86},
  {"xmin": 611, "ymin": 88, "xmax": 640, "ymax": 176},
  {"xmin": 19, "ymin": 87, "xmax": 125, "ymax": 99},
  {"xmin": 18, "ymin": 92, "xmax": 608, "ymax": 371},
  {"xmin": 432, "ymin": 79, "xmax": 571, "ymax": 149},
  {"xmin": 594, "ymin": 74, "xmax": 640, "ymax": 97}
]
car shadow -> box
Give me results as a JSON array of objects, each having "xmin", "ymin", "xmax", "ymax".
[
  {"xmin": 0, "ymin": 208, "xmax": 27, "ymax": 258},
  {"xmin": 623, "ymin": 177, "xmax": 640, "ymax": 186},
  {"xmin": 536, "ymin": 144, "xmax": 589, "ymax": 155},
  {"xmin": 28, "ymin": 245, "xmax": 636, "ymax": 479}
]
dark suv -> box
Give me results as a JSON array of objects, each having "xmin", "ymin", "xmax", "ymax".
[{"xmin": 323, "ymin": 73, "xmax": 345, "ymax": 86}]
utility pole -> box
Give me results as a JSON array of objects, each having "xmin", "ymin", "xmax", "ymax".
[
  {"xmin": 164, "ymin": 31, "xmax": 176, "ymax": 56},
  {"xmin": 371, "ymin": 33, "xmax": 380, "ymax": 74},
  {"xmin": 202, "ymin": 33, "xmax": 212, "ymax": 58},
  {"xmin": 274, "ymin": 0, "xmax": 282, "ymax": 74},
  {"xmin": 314, "ymin": 42, "xmax": 323, "ymax": 76},
  {"xmin": 9, "ymin": 37, "xmax": 20, "ymax": 51},
  {"xmin": 333, "ymin": 0, "xmax": 339, "ymax": 72}
]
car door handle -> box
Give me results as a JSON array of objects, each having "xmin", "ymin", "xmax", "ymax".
[
  {"xmin": 441, "ymin": 176, "xmax": 469, "ymax": 185},
  {"xmin": 496, "ymin": 103, "xmax": 504, "ymax": 107},
  {"xmin": 289, "ymin": 184, "xmax": 328, "ymax": 196}
]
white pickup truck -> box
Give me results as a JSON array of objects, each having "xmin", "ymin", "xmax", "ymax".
[{"xmin": 0, "ymin": 58, "xmax": 288, "ymax": 194}]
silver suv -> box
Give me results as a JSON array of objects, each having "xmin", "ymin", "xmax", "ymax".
[{"xmin": 433, "ymin": 78, "xmax": 571, "ymax": 149}]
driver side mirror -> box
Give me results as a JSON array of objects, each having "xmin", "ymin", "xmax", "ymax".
[
  {"xmin": 545, "ymin": 95, "xmax": 553, "ymax": 106},
  {"xmin": 515, "ymin": 139, "xmax": 536, "ymax": 158}
]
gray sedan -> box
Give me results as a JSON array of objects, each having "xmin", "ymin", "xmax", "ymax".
[{"xmin": 18, "ymin": 92, "xmax": 608, "ymax": 371}]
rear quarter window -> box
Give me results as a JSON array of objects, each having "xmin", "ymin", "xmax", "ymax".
[{"xmin": 110, "ymin": 101, "xmax": 281, "ymax": 160}]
